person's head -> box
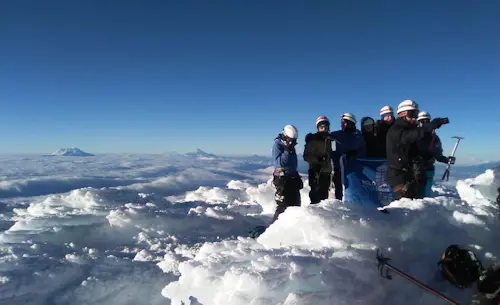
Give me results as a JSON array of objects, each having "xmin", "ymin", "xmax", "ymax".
[
  {"xmin": 315, "ymin": 115, "xmax": 330, "ymax": 132},
  {"xmin": 340, "ymin": 113, "xmax": 357, "ymax": 132},
  {"xmin": 361, "ymin": 117, "xmax": 376, "ymax": 135},
  {"xmin": 397, "ymin": 99, "xmax": 419, "ymax": 124},
  {"xmin": 282, "ymin": 124, "xmax": 298, "ymax": 143},
  {"xmin": 417, "ymin": 111, "xmax": 431, "ymax": 127},
  {"xmin": 380, "ymin": 106, "xmax": 394, "ymax": 123}
]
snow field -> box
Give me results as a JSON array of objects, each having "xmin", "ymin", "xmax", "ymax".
[{"xmin": 0, "ymin": 154, "xmax": 498, "ymax": 305}]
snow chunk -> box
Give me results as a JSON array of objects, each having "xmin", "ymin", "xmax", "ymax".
[{"xmin": 453, "ymin": 211, "xmax": 485, "ymax": 225}]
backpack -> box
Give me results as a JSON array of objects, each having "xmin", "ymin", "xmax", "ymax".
[
  {"xmin": 472, "ymin": 263, "xmax": 500, "ymax": 305},
  {"xmin": 438, "ymin": 244, "xmax": 484, "ymax": 289}
]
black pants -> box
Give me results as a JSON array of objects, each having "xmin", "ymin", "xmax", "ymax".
[
  {"xmin": 308, "ymin": 169, "xmax": 331, "ymax": 204},
  {"xmin": 333, "ymin": 167, "xmax": 343, "ymax": 200},
  {"xmin": 413, "ymin": 163, "xmax": 433, "ymax": 199},
  {"xmin": 271, "ymin": 174, "xmax": 302, "ymax": 223}
]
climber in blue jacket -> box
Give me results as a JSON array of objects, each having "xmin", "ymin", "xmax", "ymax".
[{"xmin": 330, "ymin": 113, "xmax": 366, "ymax": 200}]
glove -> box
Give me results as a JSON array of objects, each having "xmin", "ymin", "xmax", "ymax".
[
  {"xmin": 430, "ymin": 117, "xmax": 450, "ymax": 130},
  {"xmin": 284, "ymin": 140, "xmax": 293, "ymax": 152},
  {"xmin": 430, "ymin": 118, "xmax": 443, "ymax": 129},
  {"xmin": 447, "ymin": 156, "xmax": 456, "ymax": 164}
]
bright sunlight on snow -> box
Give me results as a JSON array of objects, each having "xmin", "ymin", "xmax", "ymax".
[{"xmin": 0, "ymin": 153, "xmax": 499, "ymax": 305}]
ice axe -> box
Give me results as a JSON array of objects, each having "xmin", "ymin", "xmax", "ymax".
[
  {"xmin": 376, "ymin": 249, "xmax": 459, "ymax": 305},
  {"xmin": 441, "ymin": 136, "xmax": 463, "ymax": 181}
]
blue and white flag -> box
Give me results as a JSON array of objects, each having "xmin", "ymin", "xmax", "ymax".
[{"xmin": 340, "ymin": 156, "xmax": 395, "ymax": 207}]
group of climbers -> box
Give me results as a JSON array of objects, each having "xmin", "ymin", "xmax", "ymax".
[
  {"xmin": 270, "ymin": 99, "xmax": 456, "ymax": 221},
  {"xmin": 263, "ymin": 104, "xmax": 500, "ymax": 305},
  {"xmin": 304, "ymin": 113, "xmax": 365, "ymax": 204}
]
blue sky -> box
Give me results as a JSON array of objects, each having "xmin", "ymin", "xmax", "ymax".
[{"xmin": 1, "ymin": 0, "xmax": 499, "ymax": 163}]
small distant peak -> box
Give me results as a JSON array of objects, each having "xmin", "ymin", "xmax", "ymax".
[
  {"xmin": 186, "ymin": 149, "xmax": 217, "ymax": 158},
  {"xmin": 51, "ymin": 147, "xmax": 95, "ymax": 157}
]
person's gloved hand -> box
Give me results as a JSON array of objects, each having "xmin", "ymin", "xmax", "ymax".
[
  {"xmin": 430, "ymin": 117, "xmax": 449, "ymax": 130},
  {"xmin": 447, "ymin": 156, "xmax": 456, "ymax": 164},
  {"xmin": 284, "ymin": 139, "xmax": 293, "ymax": 152}
]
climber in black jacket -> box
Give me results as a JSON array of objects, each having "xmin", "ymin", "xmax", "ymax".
[
  {"xmin": 304, "ymin": 116, "xmax": 334, "ymax": 204},
  {"xmin": 375, "ymin": 105, "xmax": 395, "ymax": 158},
  {"xmin": 386, "ymin": 100, "xmax": 449, "ymax": 200}
]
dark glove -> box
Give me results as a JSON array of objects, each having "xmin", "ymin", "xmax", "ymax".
[
  {"xmin": 284, "ymin": 140, "xmax": 293, "ymax": 152},
  {"xmin": 447, "ymin": 156, "xmax": 456, "ymax": 164},
  {"xmin": 430, "ymin": 117, "xmax": 449, "ymax": 130}
]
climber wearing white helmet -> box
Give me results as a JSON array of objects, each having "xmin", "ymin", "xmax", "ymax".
[
  {"xmin": 330, "ymin": 112, "xmax": 366, "ymax": 200},
  {"xmin": 414, "ymin": 111, "xmax": 456, "ymax": 198},
  {"xmin": 270, "ymin": 124, "xmax": 303, "ymax": 223},
  {"xmin": 303, "ymin": 116, "xmax": 335, "ymax": 204},
  {"xmin": 385, "ymin": 99, "xmax": 450, "ymax": 200},
  {"xmin": 375, "ymin": 105, "xmax": 395, "ymax": 158}
]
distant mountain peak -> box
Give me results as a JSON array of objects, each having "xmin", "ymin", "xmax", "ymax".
[
  {"xmin": 51, "ymin": 147, "xmax": 94, "ymax": 157},
  {"xmin": 186, "ymin": 149, "xmax": 217, "ymax": 158}
]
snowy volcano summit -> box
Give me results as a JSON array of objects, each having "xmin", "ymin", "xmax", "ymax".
[
  {"xmin": 51, "ymin": 147, "xmax": 95, "ymax": 156},
  {"xmin": 185, "ymin": 148, "xmax": 217, "ymax": 159}
]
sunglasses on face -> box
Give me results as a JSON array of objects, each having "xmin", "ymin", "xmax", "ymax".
[{"xmin": 407, "ymin": 110, "xmax": 419, "ymax": 119}]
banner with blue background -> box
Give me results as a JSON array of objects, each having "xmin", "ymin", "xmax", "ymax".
[{"xmin": 340, "ymin": 156, "xmax": 395, "ymax": 207}]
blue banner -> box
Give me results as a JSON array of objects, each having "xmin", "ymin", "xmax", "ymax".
[{"xmin": 340, "ymin": 156, "xmax": 395, "ymax": 207}]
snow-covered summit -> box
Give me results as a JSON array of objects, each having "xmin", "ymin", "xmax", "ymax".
[
  {"xmin": 0, "ymin": 153, "xmax": 499, "ymax": 305},
  {"xmin": 186, "ymin": 149, "xmax": 217, "ymax": 159},
  {"xmin": 51, "ymin": 147, "xmax": 95, "ymax": 157}
]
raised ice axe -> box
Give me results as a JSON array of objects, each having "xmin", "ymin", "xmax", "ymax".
[{"xmin": 441, "ymin": 136, "xmax": 463, "ymax": 181}]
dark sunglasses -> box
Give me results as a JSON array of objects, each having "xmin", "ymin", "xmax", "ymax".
[{"xmin": 407, "ymin": 110, "xmax": 419, "ymax": 119}]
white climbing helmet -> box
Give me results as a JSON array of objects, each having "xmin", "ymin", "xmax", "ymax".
[
  {"xmin": 417, "ymin": 111, "xmax": 431, "ymax": 121},
  {"xmin": 315, "ymin": 115, "xmax": 330, "ymax": 127},
  {"xmin": 341, "ymin": 113, "xmax": 357, "ymax": 124},
  {"xmin": 282, "ymin": 124, "xmax": 298, "ymax": 139},
  {"xmin": 380, "ymin": 105, "xmax": 393, "ymax": 116},
  {"xmin": 397, "ymin": 99, "xmax": 419, "ymax": 114}
]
